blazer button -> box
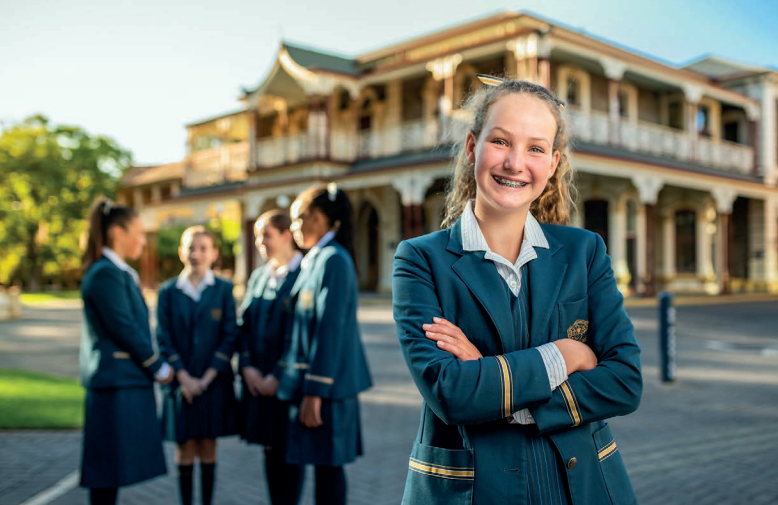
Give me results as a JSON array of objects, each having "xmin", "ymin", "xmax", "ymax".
[{"xmin": 566, "ymin": 457, "xmax": 577, "ymax": 469}]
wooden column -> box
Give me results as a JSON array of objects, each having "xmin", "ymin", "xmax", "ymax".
[
  {"xmin": 607, "ymin": 79, "xmax": 622, "ymax": 146},
  {"xmin": 719, "ymin": 213, "xmax": 731, "ymax": 294},
  {"xmin": 643, "ymin": 204, "xmax": 657, "ymax": 297},
  {"xmin": 750, "ymin": 119, "xmax": 760, "ymax": 176}
]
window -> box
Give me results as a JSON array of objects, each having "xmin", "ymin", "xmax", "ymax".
[
  {"xmin": 723, "ymin": 121, "xmax": 739, "ymax": 143},
  {"xmin": 668, "ymin": 102, "xmax": 682, "ymax": 130},
  {"xmin": 566, "ymin": 77, "xmax": 579, "ymax": 107},
  {"xmin": 618, "ymin": 90, "xmax": 629, "ymax": 118},
  {"xmin": 675, "ymin": 210, "xmax": 696, "ymax": 273},
  {"xmin": 338, "ymin": 90, "xmax": 350, "ymax": 111},
  {"xmin": 697, "ymin": 105, "xmax": 711, "ymax": 136},
  {"xmin": 402, "ymin": 77, "xmax": 425, "ymax": 121}
]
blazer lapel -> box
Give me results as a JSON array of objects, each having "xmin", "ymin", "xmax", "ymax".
[
  {"xmin": 196, "ymin": 282, "xmax": 218, "ymax": 321},
  {"xmin": 447, "ymin": 222, "xmax": 514, "ymax": 354},
  {"xmin": 528, "ymin": 233, "xmax": 567, "ymax": 348}
]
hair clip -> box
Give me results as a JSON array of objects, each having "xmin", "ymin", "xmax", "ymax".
[
  {"xmin": 102, "ymin": 199, "xmax": 114, "ymax": 216},
  {"xmin": 326, "ymin": 182, "xmax": 338, "ymax": 202},
  {"xmin": 476, "ymin": 74, "xmax": 504, "ymax": 87},
  {"xmin": 476, "ymin": 73, "xmax": 566, "ymax": 108}
]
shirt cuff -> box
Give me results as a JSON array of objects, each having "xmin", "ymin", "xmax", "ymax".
[
  {"xmin": 154, "ymin": 362, "xmax": 171, "ymax": 380},
  {"xmin": 511, "ymin": 408, "xmax": 536, "ymax": 424},
  {"xmin": 536, "ymin": 342, "xmax": 568, "ymax": 391}
]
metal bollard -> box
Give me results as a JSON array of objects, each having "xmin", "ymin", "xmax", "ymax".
[{"xmin": 658, "ymin": 292, "xmax": 676, "ymax": 383}]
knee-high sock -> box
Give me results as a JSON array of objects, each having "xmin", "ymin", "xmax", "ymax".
[
  {"xmin": 314, "ymin": 465, "xmax": 346, "ymax": 505},
  {"xmin": 200, "ymin": 462, "xmax": 216, "ymax": 505},
  {"xmin": 89, "ymin": 487, "xmax": 118, "ymax": 505},
  {"xmin": 178, "ymin": 464, "xmax": 193, "ymax": 505},
  {"xmin": 265, "ymin": 448, "xmax": 305, "ymax": 505}
]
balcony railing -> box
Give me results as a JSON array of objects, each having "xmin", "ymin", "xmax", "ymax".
[
  {"xmin": 567, "ymin": 109, "xmax": 755, "ymax": 175},
  {"xmin": 256, "ymin": 119, "xmax": 440, "ymax": 168},
  {"xmin": 185, "ymin": 141, "xmax": 249, "ymax": 187}
]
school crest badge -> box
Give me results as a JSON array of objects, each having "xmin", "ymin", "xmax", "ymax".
[
  {"xmin": 299, "ymin": 290, "xmax": 314, "ymax": 309},
  {"xmin": 567, "ymin": 319, "xmax": 589, "ymax": 342},
  {"xmin": 211, "ymin": 308, "xmax": 223, "ymax": 321}
]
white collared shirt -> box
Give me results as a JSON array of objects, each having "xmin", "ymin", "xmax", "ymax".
[
  {"xmin": 266, "ymin": 251, "xmax": 303, "ymax": 289},
  {"xmin": 460, "ymin": 200, "xmax": 567, "ymax": 424},
  {"xmin": 101, "ymin": 247, "xmax": 141, "ymax": 286},
  {"xmin": 176, "ymin": 269, "xmax": 216, "ymax": 302},
  {"xmin": 301, "ymin": 230, "xmax": 336, "ymax": 271}
]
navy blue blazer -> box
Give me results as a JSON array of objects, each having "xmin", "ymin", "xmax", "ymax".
[
  {"xmin": 156, "ymin": 276, "xmax": 238, "ymax": 380},
  {"xmin": 238, "ymin": 265, "xmax": 299, "ymax": 377},
  {"xmin": 80, "ymin": 257, "xmax": 164, "ymax": 389},
  {"xmin": 277, "ymin": 241, "xmax": 372, "ymax": 401},
  {"xmin": 393, "ymin": 220, "xmax": 642, "ymax": 504}
]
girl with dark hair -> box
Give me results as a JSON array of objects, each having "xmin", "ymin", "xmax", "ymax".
[
  {"xmin": 156, "ymin": 225, "xmax": 239, "ymax": 505},
  {"xmin": 238, "ymin": 209, "xmax": 305, "ymax": 505},
  {"xmin": 393, "ymin": 78, "xmax": 642, "ymax": 504},
  {"xmin": 79, "ymin": 197, "xmax": 172, "ymax": 505},
  {"xmin": 277, "ymin": 183, "xmax": 372, "ymax": 505}
]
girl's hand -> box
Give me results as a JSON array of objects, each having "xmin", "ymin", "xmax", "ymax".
[
  {"xmin": 199, "ymin": 367, "xmax": 218, "ymax": 391},
  {"xmin": 257, "ymin": 374, "xmax": 279, "ymax": 397},
  {"xmin": 241, "ymin": 366, "xmax": 263, "ymax": 397},
  {"xmin": 300, "ymin": 395, "xmax": 323, "ymax": 428},
  {"xmin": 552, "ymin": 339, "xmax": 598, "ymax": 373},
  {"xmin": 423, "ymin": 317, "xmax": 483, "ymax": 361},
  {"xmin": 177, "ymin": 371, "xmax": 204, "ymax": 403}
]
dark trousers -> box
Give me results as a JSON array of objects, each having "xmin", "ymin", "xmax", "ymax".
[
  {"xmin": 265, "ymin": 447, "xmax": 305, "ymax": 505},
  {"xmin": 314, "ymin": 465, "xmax": 346, "ymax": 505}
]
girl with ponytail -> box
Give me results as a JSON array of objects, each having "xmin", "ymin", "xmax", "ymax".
[
  {"xmin": 79, "ymin": 198, "xmax": 171, "ymax": 505},
  {"xmin": 277, "ymin": 183, "xmax": 372, "ymax": 505},
  {"xmin": 393, "ymin": 78, "xmax": 642, "ymax": 504}
]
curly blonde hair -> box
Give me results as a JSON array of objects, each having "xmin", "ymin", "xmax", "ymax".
[{"xmin": 442, "ymin": 79, "xmax": 576, "ymax": 228}]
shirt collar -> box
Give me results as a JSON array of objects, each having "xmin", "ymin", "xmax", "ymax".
[
  {"xmin": 266, "ymin": 251, "xmax": 303, "ymax": 288},
  {"xmin": 101, "ymin": 247, "xmax": 140, "ymax": 286},
  {"xmin": 176, "ymin": 269, "xmax": 215, "ymax": 302},
  {"xmin": 460, "ymin": 200, "xmax": 549, "ymax": 253},
  {"xmin": 301, "ymin": 231, "xmax": 336, "ymax": 270}
]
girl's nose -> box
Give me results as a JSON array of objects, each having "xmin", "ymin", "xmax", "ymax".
[{"xmin": 503, "ymin": 149, "xmax": 524, "ymax": 172}]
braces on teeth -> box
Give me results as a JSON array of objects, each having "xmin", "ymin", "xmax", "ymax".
[{"xmin": 494, "ymin": 176, "xmax": 526, "ymax": 188}]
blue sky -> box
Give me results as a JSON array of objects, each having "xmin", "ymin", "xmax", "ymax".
[{"xmin": 2, "ymin": 0, "xmax": 777, "ymax": 166}]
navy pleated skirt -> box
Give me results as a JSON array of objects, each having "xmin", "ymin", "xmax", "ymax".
[
  {"xmin": 285, "ymin": 396, "xmax": 363, "ymax": 467},
  {"xmin": 161, "ymin": 378, "xmax": 238, "ymax": 443},
  {"xmin": 80, "ymin": 387, "xmax": 167, "ymax": 488}
]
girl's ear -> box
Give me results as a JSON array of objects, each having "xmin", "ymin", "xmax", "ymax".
[
  {"xmin": 465, "ymin": 132, "xmax": 477, "ymax": 165},
  {"xmin": 549, "ymin": 150, "xmax": 561, "ymax": 178}
]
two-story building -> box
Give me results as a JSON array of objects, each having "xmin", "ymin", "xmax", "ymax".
[{"xmin": 119, "ymin": 11, "xmax": 778, "ymax": 296}]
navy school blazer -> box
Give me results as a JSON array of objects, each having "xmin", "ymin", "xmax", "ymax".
[
  {"xmin": 237, "ymin": 265, "xmax": 300, "ymax": 377},
  {"xmin": 80, "ymin": 257, "xmax": 164, "ymax": 389},
  {"xmin": 277, "ymin": 241, "xmax": 372, "ymax": 401},
  {"xmin": 156, "ymin": 276, "xmax": 238, "ymax": 380},
  {"xmin": 393, "ymin": 219, "xmax": 642, "ymax": 505}
]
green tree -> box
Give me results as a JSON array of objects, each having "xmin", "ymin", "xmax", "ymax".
[{"xmin": 0, "ymin": 115, "xmax": 132, "ymax": 290}]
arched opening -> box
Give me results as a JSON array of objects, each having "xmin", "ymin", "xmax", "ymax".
[
  {"xmin": 357, "ymin": 202, "xmax": 380, "ymax": 291},
  {"xmin": 584, "ymin": 200, "xmax": 609, "ymax": 245},
  {"xmin": 675, "ymin": 209, "xmax": 697, "ymax": 273}
]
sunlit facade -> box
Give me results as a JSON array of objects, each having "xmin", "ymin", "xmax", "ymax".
[{"xmin": 119, "ymin": 11, "xmax": 778, "ymax": 296}]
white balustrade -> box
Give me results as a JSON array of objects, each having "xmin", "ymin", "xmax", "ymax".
[{"xmin": 569, "ymin": 108, "xmax": 753, "ymax": 175}]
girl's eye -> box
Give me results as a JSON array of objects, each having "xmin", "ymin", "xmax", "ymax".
[
  {"xmin": 491, "ymin": 138, "xmax": 507, "ymax": 146},
  {"xmin": 529, "ymin": 146, "xmax": 544, "ymax": 153}
]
